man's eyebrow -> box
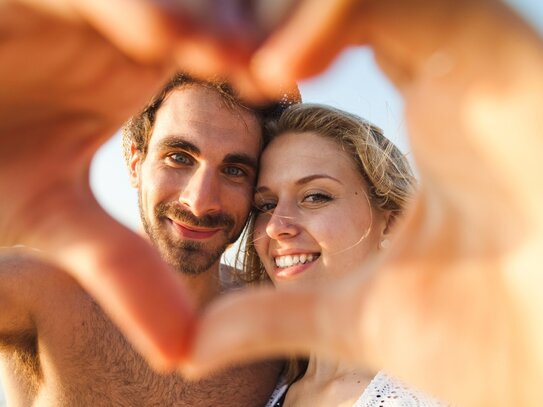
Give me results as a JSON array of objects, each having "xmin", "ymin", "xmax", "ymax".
[
  {"xmin": 224, "ymin": 153, "xmax": 258, "ymax": 172},
  {"xmin": 156, "ymin": 136, "xmax": 200, "ymax": 156},
  {"xmin": 255, "ymin": 174, "xmax": 343, "ymax": 194}
]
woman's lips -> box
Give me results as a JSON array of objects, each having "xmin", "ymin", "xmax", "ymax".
[
  {"xmin": 274, "ymin": 261, "xmax": 315, "ymax": 280},
  {"xmin": 272, "ymin": 254, "xmax": 320, "ymax": 280},
  {"xmin": 170, "ymin": 220, "xmax": 221, "ymax": 239}
]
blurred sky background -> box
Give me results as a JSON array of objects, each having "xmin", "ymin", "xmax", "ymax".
[{"xmin": 1, "ymin": 0, "xmax": 542, "ymax": 405}]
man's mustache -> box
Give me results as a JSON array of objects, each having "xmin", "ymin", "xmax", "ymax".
[{"xmin": 156, "ymin": 202, "xmax": 235, "ymax": 230}]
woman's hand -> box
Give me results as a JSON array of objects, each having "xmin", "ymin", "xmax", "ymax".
[
  {"xmin": 185, "ymin": 1, "xmax": 543, "ymax": 405},
  {"xmin": 0, "ymin": 0, "xmax": 228, "ymax": 370}
]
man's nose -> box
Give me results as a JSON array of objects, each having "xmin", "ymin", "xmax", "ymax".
[{"xmin": 178, "ymin": 166, "xmax": 222, "ymax": 217}]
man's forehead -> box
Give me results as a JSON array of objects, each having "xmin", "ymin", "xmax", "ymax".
[
  {"xmin": 160, "ymin": 84, "xmax": 257, "ymax": 120},
  {"xmin": 149, "ymin": 85, "xmax": 262, "ymax": 156}
]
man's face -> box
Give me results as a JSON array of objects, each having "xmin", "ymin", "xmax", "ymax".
[{"xmin": 129, "ymin": 85, "xmax": 261, "ymax": 275}]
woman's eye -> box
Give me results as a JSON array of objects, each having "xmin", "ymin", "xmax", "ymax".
[
  {"xmin": 169, "ymin": 153, "xmax": 191, "ymax": 165},
  {"xmin": 255, "ymin": 201, "xmax": 276, "ymax": 213},
  {"xmin": 303, "ymin": 193, "xmax": 333, "ymax": 204}
]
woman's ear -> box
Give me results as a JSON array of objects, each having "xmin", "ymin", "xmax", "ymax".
[
  {"xmin": 128, "ymin": 143, "xmax": 142, "ymax": 188},
  {"xmin": 382, "ymin": 210, "xmax": 396, "ymax": 237},
  {"xmin": 378, "ymin": 211, "xmax": 396, "ymax": 250}
]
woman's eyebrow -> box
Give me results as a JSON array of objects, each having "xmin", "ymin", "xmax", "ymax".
[
  {"xmin": 295, "ymin": 174, "xmax": 343, "ymax": 186},
  {"xmin": 255, "ymin": 174, "xmax": 343, "ymax": 194},
  {"xmin": 254, "ymin": 185, "xmax": 271, "ymax": 194}
]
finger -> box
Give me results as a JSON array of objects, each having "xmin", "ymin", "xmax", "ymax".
[
  {"xmin": 28, "ymin": 191, "xmax": 196, "ymax": 371},
  {"xmin": 181, "ymin": 282, "xmax": 367, "ymax": 378},
  {"xmin": 182, "ymin": 287, "xmax": 318, "ymax": 377},
  {"xmin": 68, "ymin": 0, "xmax": 178, "ymax": 63},
  {"xmin": 173, "ymin": 35, "xmax": 238, "ymax": 79},
  {"xmin": 250, "ymin": 0, "xmax": 365, "ymax": 96}
]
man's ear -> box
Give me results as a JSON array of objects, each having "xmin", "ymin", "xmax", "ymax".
[{"xmin": 128, "ymin": 143, "xmax": 142, "ymax": 189}]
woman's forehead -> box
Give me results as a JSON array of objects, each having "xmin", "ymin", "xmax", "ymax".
[{"xmin": 259, "ymin": 131, "xmax": 362, "ymax": 185}]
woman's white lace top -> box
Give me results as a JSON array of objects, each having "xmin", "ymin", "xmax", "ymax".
[{"xmin": 354, "ymin": 371, "xmax": 448, "ymax": 407}]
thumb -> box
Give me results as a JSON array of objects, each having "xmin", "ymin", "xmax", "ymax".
[
  {"xmin": 251, "ymin": 0, "xmax": 365, "ymax": 95},
  {"xmin": 182, "ymin": 280, "xmax": 369, "ymax": 377}
]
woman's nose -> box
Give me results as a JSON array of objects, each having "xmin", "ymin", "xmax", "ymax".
[{"xmin": 265, "ymin": 207, "xmax": 300, "ymax": 240}]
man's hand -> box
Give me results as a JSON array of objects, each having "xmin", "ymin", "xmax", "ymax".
[
  {"xmin": 184, "ymin": 1, "xmax": 543, "ymax": 406},
  {"xmin": 0, "ymin": 0, "xmax": 201, "ymax": 369}
]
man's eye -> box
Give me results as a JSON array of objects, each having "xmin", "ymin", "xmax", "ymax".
[
  {"xmin": 224, "ymin": 166, "xmax": 245, "ymax": 177},
  {"xmin": 169, "ymin": 153, "xmax": 192, "ymax": 165}
]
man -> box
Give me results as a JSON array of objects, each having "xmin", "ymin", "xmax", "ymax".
[{"xmin": 0, "ymin": 73, "xmax": 298, "ymax": 406}]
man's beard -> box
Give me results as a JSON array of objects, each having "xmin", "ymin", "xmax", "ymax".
[{"xmin": 139, "ymin": 196, "xmax": 239, "ymax": 275}]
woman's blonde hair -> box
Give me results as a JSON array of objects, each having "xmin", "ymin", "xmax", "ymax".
[{"xmin": 238, "ymin": 103, "xmax": 416, "ymax": 285}]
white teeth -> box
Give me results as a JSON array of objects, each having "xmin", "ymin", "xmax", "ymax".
[
  {"xmin": 274, "ymin": 253, "xmax": 319, "ymax": 268},
  {"xmin": 285, "ymin": 255, "xmax": 293, "ymax": 267}
]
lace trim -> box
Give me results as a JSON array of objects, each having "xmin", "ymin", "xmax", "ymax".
[{"xmin": 354, "ymin": 371, "xmax": 448, "ymax": 407}]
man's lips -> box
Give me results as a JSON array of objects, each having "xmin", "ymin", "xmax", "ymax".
[{"xmin": 169, "ymin": 219, "xmax": 222, "ymax": 240}]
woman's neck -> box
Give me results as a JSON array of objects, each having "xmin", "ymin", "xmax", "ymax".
[
  {"xmin": 284, "ymin": 353, "xmax": 375, "ymax": 407},
  {"xmin": 304, "ymin": 352, "xmax": 364, "ymax": 383}
]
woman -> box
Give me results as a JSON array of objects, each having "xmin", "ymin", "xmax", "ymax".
[{"xmin": 241, "ymin": 104, "xmax": 446, "ymax": 406}]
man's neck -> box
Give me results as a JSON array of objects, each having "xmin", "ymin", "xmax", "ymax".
[
  {"xmin": 138, "ymin": 228, "xmax": 226, "ymax": 309},
  {"xmin": 175, "ymin": 260, "xmax": 223, "ymax": 310}
]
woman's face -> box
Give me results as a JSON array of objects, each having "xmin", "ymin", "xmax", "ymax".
[{"xmin": 254, "ymin": 131, "xmax": 390, "ymax": 287}]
